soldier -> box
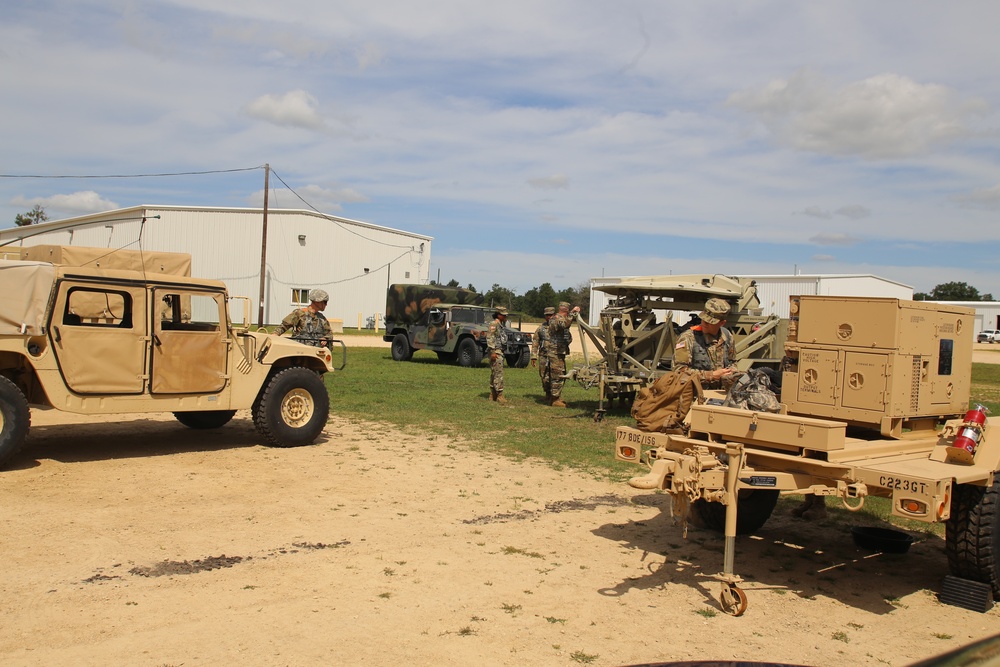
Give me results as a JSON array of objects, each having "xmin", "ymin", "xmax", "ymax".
[
  {"xmin": 546, "ymin": 301, "xmax": 580, "ymax": 407},
  {"xmin": 531, "ymin": 306, "xmax": 555, "ymax": 401},
  {"xmin": 672, "ymin": 297, "xmax": 737, "ymax": 389},
  {"xmin": 273, "ymin": 288, "xmax": 333, "ymax": 348},
  {"xmin": 486, "ymin": 306, "xmax": 509, "ymax": 404}
]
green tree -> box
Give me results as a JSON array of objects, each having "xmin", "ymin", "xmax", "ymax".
[
  {"xmin": 14, "ymin": 204, "xmax": 47, "ymax": 227},
  {"xmin": 484, "ymin": 283, "xmax": 516, "ymax": 310},
  {"xmin": 929, "ymin": 282, "xmax": 982, "ymax": 301}
]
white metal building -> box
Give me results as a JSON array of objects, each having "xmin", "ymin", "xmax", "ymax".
[
  {"xmin": 0, "ymin": 205, "xmax": 432, "ymax": 328},
  {"xmin": 926, "ymin": 302, "xmax": 1000, "ymax": 338},
  {"xmin": 588, "ymin": 273, "xmax": 914, "ymax": 324}
]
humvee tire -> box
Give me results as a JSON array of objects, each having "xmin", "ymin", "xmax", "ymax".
[
  {"xmin": 946, "ymin": 480, "xmax": 1000, "ymax": 597},
  {"xmin": 253, "ymin": 367, "xmax": 329, "ymax": 447},
  {"xmin": 457, "ymin": 338, "xmax": 482, "ymax": 367},
  {"xmin": 391, "ymin": 333, "xmax": 413, "ymax": 361},
  {"xmin": 436, "ymin": 350, "xmax": 457, "ymax": 363},
  {"xmin": 689, "ymin": 489, "xmax": 779, "ymax": 535},
  {"xmin": 174, "ymin": 410, "xmax": 237, "ymax": 430},
  {"xmin": 510, "ymin": 348, "xmax": 530, "ymax": 368},
  {"xmin": 0, "ymin": 375, "xmax": 30, "ymax": 467}
]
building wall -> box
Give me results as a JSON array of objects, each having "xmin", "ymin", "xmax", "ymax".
[{"xmin": 0, "ymin": 206, "xmax": 431, "ymax": 327}]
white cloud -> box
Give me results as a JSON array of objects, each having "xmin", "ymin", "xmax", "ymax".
[
  {"xmin": 812, "ymin": 254, "xmax": 836, "ymax": 262},
  {"xmin": 834, "ymin": 205, "xmax": 870, "ymax": 220},
  {"xmin": 248, "ymin": 184, "xmax": 369, "ymax": 211},
  {"xmin": 727, "ymin": 69, "xmax": 983, "ymax": 159},
  {"xmin": 809, "ymin": 233, "xmax": 861, "ymax": 247},
  {"xmin": 527, "ymin": 174, "xmax": 570, "ymax": 190},
  {"xmin": 244, "ymin": 90, "xmax": 325, "ymax": 130},
  {"xmin": 953, "ymin": 184, "xmax": 1000, "ymax": 211},
  {"xmin": 11, "ymin": 191, "xmax": 119, "ymax": 215}
]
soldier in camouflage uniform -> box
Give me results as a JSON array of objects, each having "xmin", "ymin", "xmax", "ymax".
[
  {"xmin": 671, "ymin": 297, "xmax": 737, "ymax": 389},
  {"xmin": 531, "ymin": 306, "xmax": 555, "ymax": 400},
  {"xmin": 486, "ymin": 306, "xmax": 509, "ymax": 404},
  {"xmin": 273, "ymin": 288, "xmax": 334, "ymax": 348},
  {"xmin": 545, "ymin": 301, "xmax": 580, "ymax": 407}
]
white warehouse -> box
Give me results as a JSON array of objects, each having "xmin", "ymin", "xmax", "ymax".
[{"xmin": 0, "ymin": 205, "xmax": 432, "ymax": 328}]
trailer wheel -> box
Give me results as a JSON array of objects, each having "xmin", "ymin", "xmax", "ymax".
[
  {"xmin": 173, "ymin": 410, "xmax": 236, "ymax": 429},
  {"xmin": 457, "ymin": 338, "xmax": 483, "ymax": 367},
  {"xmin": 391, "ymin": 334, "xmax": 413, "ymax": 361},
  {"xmin": 690, "ymin": 489, "xmax": 779, "ymax": 535},
  {"xmin": 946, "ymin": 480, "xmax": 1000, "ymax": 597},
  {"xmin": 0, "ymin": 375, "xmax": 30, "ymax": 468}
]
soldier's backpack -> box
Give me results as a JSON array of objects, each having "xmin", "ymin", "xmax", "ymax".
[
  {"xmin": 723, "ymin": 369, "xmax": 781, "ymax": 413},
  {"xmin": 631, "ymin": 368, "xmax": 704, "ymax": 433}
]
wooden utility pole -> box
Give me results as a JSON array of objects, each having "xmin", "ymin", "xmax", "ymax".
[{"xmin": 257, "ymin": 164, "xmax": 270, "ymax": 327}]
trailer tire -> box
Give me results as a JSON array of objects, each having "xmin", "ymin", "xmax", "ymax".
[
  {"xmin": 457, "ymin": 338, "xmax": 482, "ymax": 367},
  {"xmin": 690, "ymin": 489, "xmax": 779, "ymax": 535},
  {"xmin": 946, "ymin": 480, "xmax": 1000, "ymax": 597},
  {"xmin": 391, "ymin": 334, "xmax": 413, "ymax": 361},
  {"xmin": 173, "ymin": 410, "xmax": 237, "ymax": 430},
  {"xmin": 0, "ymin": 375, "xmax": 30, "ymax": 468}
]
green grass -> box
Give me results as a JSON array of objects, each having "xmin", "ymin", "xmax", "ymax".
[{"xmin": 324, "ymin": 351, "xmax": 1000, "ymax": 489}]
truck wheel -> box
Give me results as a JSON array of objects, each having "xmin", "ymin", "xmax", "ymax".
[
  {"xmin": 946, "ymin": 480, "xmax": 1000, "ymax": 597},
  {"xmin": 253, "ymin": 367, "xmax": 330, "ymax": 448},
  {"xmin": 690, "ymin": 489, "xmax": 779, "ymax": 535},
  {"xmin": 514, "ymin": 347, "xmax": 531, "ymax": 368},
  {"xmin": 457, "ymin": 338, "xmax": 483, "ymax": 367},
  {"xmin": 173, "ymin": 410, "xmax": 237, "ymax": 430},
  {"xmin": 391, "ymin": 333, "xmax": 413, "ymax": 361},
  {"xmin": 0, "ymin": 375, "xmax": 30, "ymax": 468}
]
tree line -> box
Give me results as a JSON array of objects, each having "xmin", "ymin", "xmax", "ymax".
[{"xmin": 430, "ymin": 279, "xmax": 591, "ymax": 319}]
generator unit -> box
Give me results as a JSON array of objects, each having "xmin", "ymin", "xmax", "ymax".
[{"xmin": 782, "ymin": 296, "xmax": 974, "ymax": 437}]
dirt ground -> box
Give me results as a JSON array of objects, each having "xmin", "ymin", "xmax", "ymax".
[{"xmin": 2, "ymin": 340, "xmax": 998, "ymax": 666}]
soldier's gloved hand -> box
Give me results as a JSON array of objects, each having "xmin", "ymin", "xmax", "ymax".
[
  {"xmin": 530, "ymin": 358, "xmax": 537, "ymax": 368},
  {"xmin": 490, "ymin": 353, "xmax": 498, "ymax": 362}
]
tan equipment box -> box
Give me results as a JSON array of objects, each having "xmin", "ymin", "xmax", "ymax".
[{"xmin": 782, "ymin": 296, "xmax": 974, "ymax": 437}]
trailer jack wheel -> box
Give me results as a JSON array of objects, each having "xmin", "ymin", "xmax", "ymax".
[
  {"xmin": 593, "ymin": 409, "xmax": 605, "ymax": 423},
  {"xmin": 720, "ymin": 584, "xmax": 748, "ymax": 616}
]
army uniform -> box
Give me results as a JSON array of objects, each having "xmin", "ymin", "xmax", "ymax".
[
  {"xmin": 486, "ymin": 307, "xmax": 509, "ymax": 403},
  {"xmin": 671, "ymin": 297, "xmax": 737, "ymax": 390},
  {"xmin": 545, "ymin": 302, "xmax": 578, "ymax": 407},
  {"xmin": 532, "ymin": 306, "xmax": 555, "ymax": 399},
  {"xmin": 274, "ymin": 288, "xmax": 333, "ymax": 348}
]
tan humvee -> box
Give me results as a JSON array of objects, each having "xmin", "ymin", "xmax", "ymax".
[
  {"xmin": 616, "ymin": 295, "xmax": 999, "ymax": 615},
  {"xmin": 0, "ymin": 245, "xmax": 339, "ymax": 467}
]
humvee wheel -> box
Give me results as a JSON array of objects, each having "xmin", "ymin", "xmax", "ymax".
[
  {"xmin": 391, "ymin": 334, "xmax": 413, "ymax": 361},
  {"xmin": 253, "ymin": 367, "xmax": 330, "ymax": 448},
  {"xmin": 720, "ymin": 584, "xmax": 748, "ymax": 616},
  {"xmin": 173, "ymin": 410, "xmax": 237, "ymax": 430},
  {"xmin": 0, "ymin": 375, "xmax": 30, "ymax": 467},
  {"xmin": 457, "ymin": 338, "xmax": 483, "ymax": 367},
  {"xmin": 690, "ymin": 489, "xmax": 779, "ymax": 535},
  {"xmin": 513, "ymin": 348, "xmax": 531, "ymax": 368},
  {"xmin": 946, "ymin": 480, "xmax": 1000, "ymax": 597}
]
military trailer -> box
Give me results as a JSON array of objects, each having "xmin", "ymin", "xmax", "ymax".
[
  {"xmin": 0, "ymin": 245, "xmax": 340, "ymax": 468},
  {"xmin": 571, "ymin": 274, "xmax": 787, "ymax": 419},
  {"xmin": 615, "ymin": 295, "xmax": 1000, "ymax": 615},
  {"xmin": 383, "ymin": 283, "xmax": 531, "ymax": 368}
]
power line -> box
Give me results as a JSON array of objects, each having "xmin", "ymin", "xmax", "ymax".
[{"xmin": 0, "ymin": 166, "xmax": 264, "ymax": 179}]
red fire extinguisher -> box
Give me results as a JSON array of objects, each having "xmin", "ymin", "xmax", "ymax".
[{"xmin": 947, "ymin": 404, "xmax": 989, "ymax": 465}]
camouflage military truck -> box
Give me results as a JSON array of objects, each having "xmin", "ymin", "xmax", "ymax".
[
  {"xmin": 615, "ymin": 295, "xmax": 1000, "ymax": 615},
  {"xmin": 0, "ymin": 245, "xmax": 339, "ymax": 468},
  {"xmin": 383, "ymin": 283, "xmax": 531, "ymax": 368}
]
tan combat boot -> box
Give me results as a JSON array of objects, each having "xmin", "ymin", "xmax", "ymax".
[
  {"xmin": 489, "ymin": 388, "xmax": 497, "ymax": 401},
  {"xmin": 550, "ymin": 397, "xmax": 567, "ymax": 408},
  {"xmin": 496, "ymin": 392, "xmax": 508, "ymax": 405}
]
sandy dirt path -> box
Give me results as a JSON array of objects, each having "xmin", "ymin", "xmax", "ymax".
[{"xmin": 1, "ymin": 400, "xmax": 998, "ymax": 666}]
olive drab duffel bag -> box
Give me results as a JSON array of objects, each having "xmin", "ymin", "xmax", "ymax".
[{"xmin": 631, "ymin": 368, "xmax": 704, "ymax": 433}]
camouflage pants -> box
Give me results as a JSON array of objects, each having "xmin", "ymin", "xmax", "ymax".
[
  {"xmin": 545, "ymin": 353, "xmax": 566, "ymax": 399},
  {"xmin": 490, "ymin": 351, "xmax": 505, "ymax": 394},
  {"xmin": 538, "ymin": 355, "xmax": 550, "ymax": 395}
]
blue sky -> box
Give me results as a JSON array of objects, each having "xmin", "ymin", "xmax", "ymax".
[{"xmin": 2, "ymin": 1, "xmax": 999, "ymax": 295}]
